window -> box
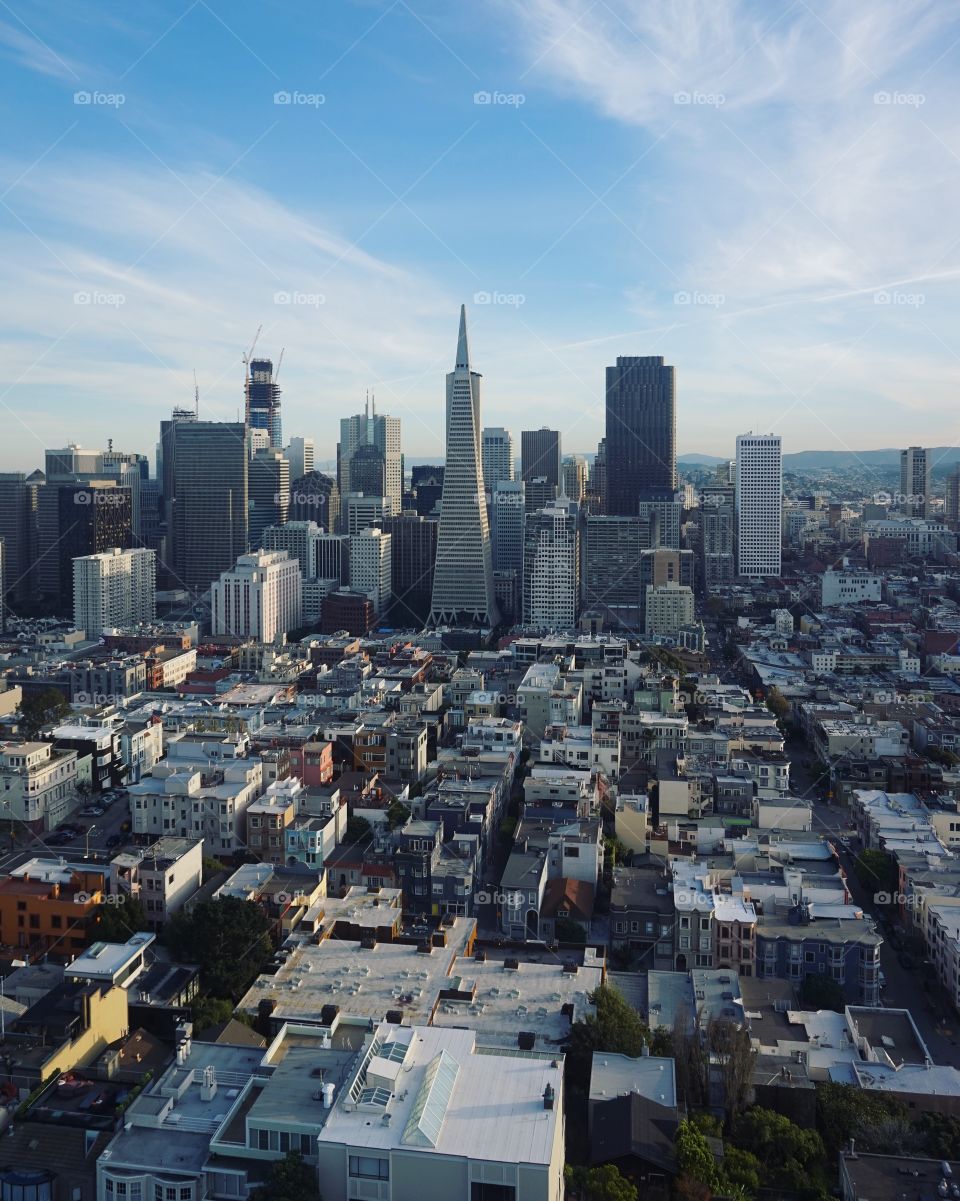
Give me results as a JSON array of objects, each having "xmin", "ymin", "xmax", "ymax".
[
  {"xmin": 349, "ymin": 1157, "xmax": 389, "ymax": 1181},
  {"xmin": 471, "ymin": 1187, "xmax": 516, "ymax": 1201}
]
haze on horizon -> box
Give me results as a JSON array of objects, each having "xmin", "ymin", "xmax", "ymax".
[{"xmin": 1, "ymin": 0, "xmax": 958, "ymax": 469}]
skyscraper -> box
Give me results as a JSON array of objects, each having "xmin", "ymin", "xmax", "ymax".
[
  {"xmin": 245, "ymin": 357, "xmax": 282, "ymax": 449},
  {"xmin": 521, "ymin": 428, "xmax": 561, "ymax": 489},
  {"xmin": 946, "ymin": 465, "xmax": 960, "ymax": 526},
  {"xmin": 211, "ymin": 550, "xmax": 301, "ymax": 641},
  {"xmin": 482, "ymin": 427, "xmax": 515, "ymax": 491},
  {"xmin": 900, "ymin": 446, "xmax": 931, "ymax": 518},
  {"xmin": 428, "ymin": 306, "xmax": 499, "ymax": 628},
  {"xmin": 736, "ymin": 433, "xmax": 782, "ymax": 578},
  {"xmin": 248, "ymin": 448, "xmax": 289, "ymax": 550},
  {"xmin": 338, "ymin": 398, "xmax": 402, "ymax": 515},
  {"xmin": 522, "ymin": 494, "xmax": 580, "ymax": 630},
  {"xmin": 382, "ymin": 512, "xmax": 437, "ymax": 628},
  {"xmin": 605, "ymin": 356, "xmax": 676, "ymax": 515},
  {"xmin": 285, "ymin": 436, "xmax": 315, "ymax": 482},
  {"xmin": 172, "ymin": 422, "xmax": 248, "ymax": 593},
  {"xmin": 36, "ymin": 481, "xmax": 133, "ymax": 614}
]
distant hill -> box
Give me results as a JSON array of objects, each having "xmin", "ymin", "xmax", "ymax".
[{"xmin": 681, "ymin": 447, "xmax": 960, "ymax": 475}]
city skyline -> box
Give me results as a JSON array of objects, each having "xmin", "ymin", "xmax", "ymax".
[{"xmin": 2, "ymin": 2, "xmax": 959, "ymax": 466}]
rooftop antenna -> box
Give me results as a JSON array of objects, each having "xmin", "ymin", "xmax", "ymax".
[
  {"xmin": 193, "ymin": 369, "xmax": 199, "ymax": 416},
  {"xmin": 365, "ymin": 389, "xmax": 370, "ymax": 419}
]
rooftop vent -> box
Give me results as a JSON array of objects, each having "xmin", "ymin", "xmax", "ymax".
[{"xmin": 504, "ymin": 959, "xmax": 520, "ymax": 971}]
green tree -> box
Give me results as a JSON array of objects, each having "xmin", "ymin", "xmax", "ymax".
[
  {"xmin": 202, "ymin": 855, "xmax": 228, "ymax": 882},
  {"xmin": 92, "ymin": 896, "xmax": 151, "ymax": 942},
  {"xmin": 732, "ymin": 1107, "xmax": 828, "ymax": 1199},
  {"xmin": 555, "ymin": 916, "xmax": 587, "ymax": 944},
  {"xmin": 766, "ymin": 687, "xmax": 790, "ymax": 720},
  {"xmin": 800, "ymin": 972, "xmax": 846, "ymax": 1013},
  {"xmin": 676, "ymin": 1118, "xmax": 719, "ymax": 1191},
  {"xmin": 344, "ymin": 815, "xmax": 372, "ymax": 844},
  {"xmin": 19, "ymin": 688, "xmax": 70, "ymax": 737},
  {"xmin": 722, "ymin": 1145, "xmax": 761, "ymax": 1196},
  {"xmin": 191, "ymin": 996, "xmax": 236, "ymax": 1035},
  {"xmin": 566, "ymin": 984, "xmax": 649, "ymax": 1086},
  {"xmin": 249, "ymin": 1152, "xmax": 322, "ymax": 1201},
  {"xmin": 386, "ymin": 801, "xmax": 410, "ymax": 830},
  {"xmin": 853, "ymin": 849, "xmax": 898, "ymax": 902},
  {"xmin": 162, "ymin": 896, "xmax": 273, "ymax": 1000},
  {"xmin": 565, "ymin": 1163, "xmax": 637, "ymax": 1201},
  {"xmin": 816, "ymin": 1083, "xmax": 908, "ymax": 1159},
  {"xmin": 916, "ymin": 1111, "xmax": 960, "ymax": 1159}
]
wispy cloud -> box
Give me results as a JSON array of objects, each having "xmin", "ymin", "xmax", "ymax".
[{"xmin": 0, "ymin": 16, "xmax": 82, "ymax": 81}]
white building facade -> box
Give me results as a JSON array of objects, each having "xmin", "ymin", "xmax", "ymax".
[
  {"xmin": 736, "ymin": 433, "xmax": 782, "ymax": 578},
  {"xmin": 210, "ymin": 550, "xmax": 302, "ymax": 642},
  {"xmin": 73, "ymin": 546, "xmax": 156, "ymax": 637}
]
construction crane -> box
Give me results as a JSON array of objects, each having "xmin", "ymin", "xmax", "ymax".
[
  {"xmin": 273, "ymin": 347, "xmax": 285, "ymax": 383},
  {"xmin": 242, "ymin": 324, "xmax": 262, "ymax": 380}
]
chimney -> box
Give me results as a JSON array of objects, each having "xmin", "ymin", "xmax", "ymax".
[
  {"xmin": 847, "ymin": 1138, "xmax": 857, "ymax": 1158},
  {"xmin": 200, "ymin": 1065, "xmax": 217, "ymax": 1102},
  {"xmin": 323, "ymin": 1082, "xmax": 336, "ymax": 1109},
  {"xmin": 543, "ymin": 1084, "xmax": 555, "ymax": 1111}
]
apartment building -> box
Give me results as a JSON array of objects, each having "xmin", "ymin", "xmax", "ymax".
[{"xmin": 0, "ymin": 740, "xmax": 79, "ymax": 831}]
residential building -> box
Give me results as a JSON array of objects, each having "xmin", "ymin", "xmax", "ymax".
[
  {"xmin": 110, "ymin": 837, "xmax": 203, "ymax": 926},
  {"xmin": 73, "ymin": 546, "xmax": 156, "ymax": 637},
  {"xmin": 0, "ymin": 858, "xmax": 104, "ymax": 954},
  {"xmin": 0, "ymin": 740, "xmax": 79, "ymax": 831},
  {"xmin": 645, "ymin": 582, "xmax": 695, "ymax": 638}
]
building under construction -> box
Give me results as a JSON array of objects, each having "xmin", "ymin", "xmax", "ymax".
[{"xmin": 245, "ymin": 357, "xmax": 282, "ymax": 449}]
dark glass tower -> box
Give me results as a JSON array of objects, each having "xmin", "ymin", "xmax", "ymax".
[{"xmin": 604, "ymin": 356, "xmax": 676, "ymax": 516}]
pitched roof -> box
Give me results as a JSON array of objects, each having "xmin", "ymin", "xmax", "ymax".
[
  {"xmin": 542, "ymin": 877, "xmax": 596, "ymax": 921},
  {"xmin": 590, "ymin": 1094, "xmax": 679, "ymax": 1172}
]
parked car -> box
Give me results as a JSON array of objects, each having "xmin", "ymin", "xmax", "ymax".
[{"xmin": 105, "ymin": 833, "xmax": 124, "ymax": 849}]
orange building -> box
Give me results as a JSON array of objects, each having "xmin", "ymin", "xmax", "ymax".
[{"xmin": 0, "ymin": 859, "xmax": 104, "ymax": 957}]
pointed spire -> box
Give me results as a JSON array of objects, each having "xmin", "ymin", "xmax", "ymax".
[
  {"xmin": 365, "ymin": 389, "xmax": 369, "ymax": 419},
  {"xmin": 455, "ymin": 303, "xmax": 470, "ymax": 370}
]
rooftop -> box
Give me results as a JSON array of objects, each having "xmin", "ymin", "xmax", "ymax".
[{"xmin": 589, "ymin": 1051, "xmax": 677, "ymax": 1110}]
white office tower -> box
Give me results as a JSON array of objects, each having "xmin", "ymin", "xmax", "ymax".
[
  {"xmin": 482, "ymin": 427, "xmax": 515, "ymax": 490},
  {"xmin": 286, "ymin": 436, "xmax": 315, "ymax": 482},
  {"xmin": 73, "ymin": 547, "xmax": 156, "ymax": 637},
  {"xmin": 428, "ymin": 306, "xmax": 500, "ymax": 627},
  {"xmin": 341, "ymin": 492, "xmax": 388, "ymax": 536},
  {"xmin": 262, "ymin": 520, "xmax": 324, "ymax": 579},
  {"xmin": 349, "ymin": 527, "xmax": 392, "ymax": 617},
  {"xmin": 210, "ymin": 550, "xmax": 302, "ymax": 642},
  {"xmin": 736, "ymin": 433, "xmax": 782, "ymax": 578},
  {"xmin": 900, "ymin": 446, "xmax": 931, "ymax": 518},
  {"xmin": 522, "ymin": 494, "xmax": 579, "ymax": 630},
  {"xmin": 338, "ymin": 399, "xmax": 402, "ymax": 516},
  {"xmin": 644, "ymin": 581, "xmax": 695, "ymax": 636}
]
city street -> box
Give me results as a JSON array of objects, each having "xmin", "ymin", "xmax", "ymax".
[{"xmin": 0, "ymin": 792, "xmax": 132, "ymax": 876}]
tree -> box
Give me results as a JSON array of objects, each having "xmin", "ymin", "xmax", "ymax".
[
  {"xmin": 916, "ymin": 1111, "xmax": 960, "ymax": 1159},
  {"xmin": 191, "ymin": 996, "xmax": 236, "ymax": 1035},
  {"xmin": 249, "ymin": 1152, "xmax": 321, "ymax": 1201},
  {"xmin": 162, "ymin": 896, "xmax": 274, "ymax": 1000},
  {"xmin": 706, "ymin": 1017, "xmax": 755, "ymax": 1124},
  {"xmin": 732, "ymin": 1107, "xmax": 828, "ymax": 1199},
  {"xmin": 93, "ymin": 896, "xmax": 150, "ymax": 943},
  {"xmin": 555, "ymin": 916, "xmax": 587, "ymax": 944},
  {"xmin": 344, "ymin": 815, "xmax": 372, "ymax": 844},
  {"xmin": 386, "ymin": 801, "xmax": 410, "ymax": 830},
  {"xmin": 19, "ymin": 688, "xmax": 69, "ymax": 738},
  {"xmin": 800, "ymin": 972, "xmax": 846, "ymax": 1013},
  {"xmin": 202, "ymin": 855, "xmax": 228, "ymax": 882},
  {"xmin": 565, "ymin": 1164, "xmax": 637, "ymax": 1201},
  {"xmin": 816, "ymin": 1083, "xmax": 908, "ymax": 1159},
  {"xmin": 722, "ymin": 1145, "xmax": 761, "ymax": 1196},
  {"xmin": 676, "ymin": 1119, "xmax": 719, "ymax": 1191},
  {"xmin": 766, "ymin": 687, "xmax": 790, "ymax": 720},
  {"xmin": 566, "ymin": 984, "xmax": 649, "ymax": 1088},
  {"xmin": 853, "ymin": 849, "xmax": 898, "ymax": 902}
]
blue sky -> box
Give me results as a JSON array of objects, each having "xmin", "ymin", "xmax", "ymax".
[{"xmin": 1, "ymin": 0, "xmax": 959, "ymax": 469}]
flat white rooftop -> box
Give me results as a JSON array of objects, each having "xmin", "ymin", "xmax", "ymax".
[{"xmin": 589, "ymin": 1051, "xmax": 677, "ymax": 1109}]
